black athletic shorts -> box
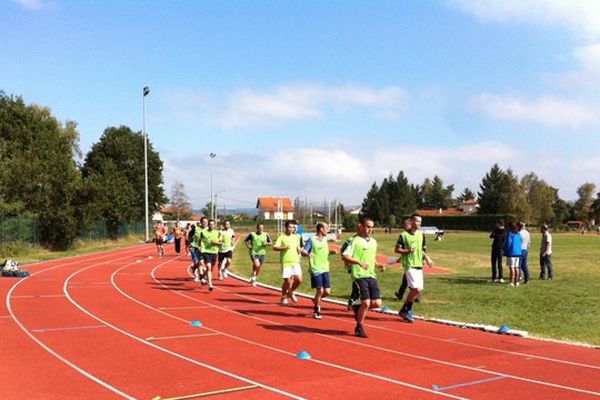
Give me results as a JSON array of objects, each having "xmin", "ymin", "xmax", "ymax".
[
  {"xmin": 354, "ymin": 277, "xmax": 381, "ymax": 301},
  {"xmin": 219, "ymin": 250, "xmax": 233, "ymax": 259},
  {"xmin": 203, "ymin": 253, "xmax": 218, "ymax": 266}
]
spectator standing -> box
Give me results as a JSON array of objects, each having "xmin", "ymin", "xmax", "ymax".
[
  {"xmin": 503, "ymin": 221, "xmax": 522, "ymax": 287},
  {"xmin": 489, "ymin": 220, "xmax": 506, "ymax": 283},
  {"xmin": 540, "ymin": 224, "xmax": 554, "ymax": 280},
  {"xmin": 518, "ymin": 222, "xmax": 530, "ymax": 284}
]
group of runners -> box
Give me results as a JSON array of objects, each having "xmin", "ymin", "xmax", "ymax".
[{"xmin": 155, "ymin": 213, "xmax": 434, "ymax": 339}]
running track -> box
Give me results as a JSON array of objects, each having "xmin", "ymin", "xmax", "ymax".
[{"xmin": 2, "ymin": 245, "xmax": 599, "ymax": 399}]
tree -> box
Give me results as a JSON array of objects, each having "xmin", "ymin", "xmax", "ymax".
[
  {"xmin": 83, "ymin": 159, "xmax": 137, "ymax": 239},
  {"xmin": 82, "ymin": 125, "xmax": 167, "ymax": 222},
  {"xmin": 573, "ymin": 182, "xmax": 596, "ymax": 223},
  {"xmin": 457, "ymin": 188, "xmax": 476, "ymax": 202},
  {"xmin": 0, "ymin": 92, "xmax": 82, "ymax": 249},
  {"xmin": 478, "ymin": 164, "xmax": 506, "ymax": 214},
  {"xmin": 169, "ymin": 181, "xmax": 191, "ymax": 220},
  {"xmin": 360, "ymin": 182, "xmax": 380, "ymax": 222},
  {"xmin": 82, "ymin": 126, "xmax": 167, "ymax": 234},
  {"xmin": 520, "ymin": 173, "xmax": 555, "ymax": 225},
  {"xmin": 422, "ymin": 175, "xmax": 454, "ymax": 210},
  {"xmin": 201, "ymin": 201, "xmax": 214, "ymax": 217}
]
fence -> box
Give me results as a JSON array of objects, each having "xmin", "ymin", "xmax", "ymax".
[{"xmin": 0, "ymin": 218, "xmax": 146, "ymax": 244}]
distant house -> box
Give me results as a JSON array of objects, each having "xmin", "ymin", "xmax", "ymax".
[
  {"xmin": 348, "ymin": 207, "xmax": 362, "ymax": 216},
  {"xmin": 459, "ymin": 199, "xmax": 479, "ymax": 214},
  {"xmin": 566, "ymin": 220, "xmax": 585, "ymax": 229},
  {"xmin": 256, "ymin": 197, "xmax": 295, "ymax": 220}
]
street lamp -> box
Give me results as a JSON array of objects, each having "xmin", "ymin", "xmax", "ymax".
[
  {"xmin": 209, "ymin": 153, "xmax": 216, "ymax": 219},
  {"xmin": 143, "ymin": 86, "xmax": 150, "ymax": 242},
  {"xmin": 214, "ymin": 189, "xmax": 226, "ymax": 220}
]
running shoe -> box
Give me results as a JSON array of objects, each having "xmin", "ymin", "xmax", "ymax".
[
  {"xmin": 281, "ymin": 297, "xmax": 288, "ymax": 306},
  {"xmin": 208, "ymin": 285, "xmax": 214, "ymax": 292},
  {"xmin": 313, "ymin": 311, "xmax": 322, "ymax": 320},
  {"xmin": 222, "ymin": 269, "xmax": 229, "ymax": 279},
  {"xmin": 347, "ymin": 298, "xmax": 353, "ymax": 310},
  {"xmin": 200, "ymin": 278, "xmax": 207, "ymax": 285},
  {"xmin": 499, "ymin": 278, "xmax": 505, "ymax": 283},
  {"xmin": 194, "ymin": 276, "xmax": 200, "ymax": 282},
  {"xmin": 394, "ymin": 291, "xmax": 402, "ymax": 300},
  {"xmin": 399, "ymin": 310, "xmax": 414, "ymax": 323},
  {"xmin": 288, "ymin": 292, "xmax": 299, "ymax": 303},
  {"xmin": 354, "ymin": 325, "xmax": 368, "ymax": 338},
  {"xmin": 250, "ymin": 275, "xmax": 257, "ymax": 287}
]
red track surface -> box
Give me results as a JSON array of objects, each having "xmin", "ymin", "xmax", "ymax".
[{"xmin": 2, "ymin": 245, "xmax": 599, "ymax": 399}]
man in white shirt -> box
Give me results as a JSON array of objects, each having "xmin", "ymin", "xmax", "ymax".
[
  {"xmin": 539, "ymin": 224, "xmax": 553, "ymax": 280},
  {"xmin": 518, "ymin": 222, "xmax": 531, "ymax": 284}
]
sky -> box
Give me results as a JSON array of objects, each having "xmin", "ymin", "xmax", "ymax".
[{"xmin": 2, "ymin": 0, "xmax": 600, "ymax": 210}]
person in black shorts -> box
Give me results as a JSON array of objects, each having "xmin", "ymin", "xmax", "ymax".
[{"xmin": 341, "ymin": 218, "xmax": 383, "ymax": 338}]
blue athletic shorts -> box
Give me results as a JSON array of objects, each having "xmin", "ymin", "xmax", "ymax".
[
  {"xmin": 250, "ymin": 254, "xmax": 265, "ymax": 265},
  {"xmin": 354, "ymin": 277, "xmax": 381, "ymax": 300},
  {"xmin": 310, "ymin": 272, "xmax": 331, "ymax": 289},
  {"xmin": 191, "ymin": 248, "xmax": 202, "ymax": 265}
]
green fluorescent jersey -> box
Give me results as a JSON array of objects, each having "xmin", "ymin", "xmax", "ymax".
[
  {"xmin": 220, "ymin": 229, "xmax": 235, "ymax": 252},
  {"xmin": 398, "ymin": 230, "xmax": 424, "ymax": 270},
  {"xmin": 246, "ymin": 232, "xmax": 270, "ymax": 256},
  {"xmin": 307, "ymin": 236, "xmax": 330, "ymax": 273},
  {"xmin": 274, "ymin": 233, "xmax": 302, "ymax": 268},
  {"xmin": 191, "ymin": 227, "xmax": 205, "ymax": 250},
  {"xmin": 343, "ymin": 235, "xmax": 377, "ymax": 279},
  {"xmin": 200, "ymin": 230, "xmax": 222, "ymax": 254}
]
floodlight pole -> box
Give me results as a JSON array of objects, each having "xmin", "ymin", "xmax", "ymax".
[
  {"xmin": 210, "ymin": 153, "xmax": 216, "ymax": 219},
  {"xmin": 143, "ymin": 86, "xmax": 150, "ymax": 242}
]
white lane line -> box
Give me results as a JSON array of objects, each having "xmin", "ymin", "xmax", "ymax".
[
  {"xmin": 159, "ymin": 306, "xmax": 213, "ymax": 310},
  {"xmin": 208, "ymin": 279, "xmax": 600, "ymax": 397},
  {"xmin": 239, "ymin": 273, "xmax": 600, "ymax": 370},
  {"xmin": 142, "ymin": 265, "xmax": 467, "ymax": 399},
  {"xmin": 64, "ymin": 259, "xmax": 307, "ymax": 400},
  {"xmin": 6, "ymin": 248, "xmax": 145, "ymax": 400},
  {"xmin": 32, "ymin": 325, "xmax": 107, "ymax": 333}
]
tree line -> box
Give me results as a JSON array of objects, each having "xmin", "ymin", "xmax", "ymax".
[
  {"xmin": 0, "ymin": 92, "xmax": 167, "ymax": 249},
  {"xmin": 361, "ymin": 164, "xmax": 600, "ymax": 227}
]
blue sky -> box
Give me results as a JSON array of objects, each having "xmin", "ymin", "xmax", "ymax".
[{"xmin": 2, "ymin": 0, "xmax": 600, "ymax": 209}]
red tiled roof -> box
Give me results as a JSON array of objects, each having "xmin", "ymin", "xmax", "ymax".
[
  {"xmin": 256, "ymin": 197, "xmax": 294, "ymax": 212},
  {"xmin": 461, "ymin": 199, "xmax": 478, "ymax": 205},
  {"xmin": 417, "ymin": 208, "xmax": 465, "ymax": 216}
]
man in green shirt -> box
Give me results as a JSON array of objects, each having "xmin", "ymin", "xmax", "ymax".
[
  {"xmin": 199, "ymin": 219, "xmax": 223, "ymax": 292},
  {"xmin": 395, "ymin": 213, "xmax": 433, "ymax": 323},
  {"xmin": 302, "ymin": 222, "xmax": 335, "ymax": 319},
  {"xmin": 273, "ymin": 220, "xmax": 303, "ymax": 305},
  {"xmin": 218, "ymin": 220, "xmax": 236, "ymax": 280},
  {"xmin": 244, "ymin": 223, "xmax": 272, "ymax": 286},
  {"xmin": 190, "ymin": 217, "xmax": 209, "ymax": 283},
  {"xmin": 342, "ymin": 218, "xmax": 383, "ymax": 338}
]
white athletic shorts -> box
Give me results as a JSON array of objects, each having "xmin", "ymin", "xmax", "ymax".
[
  {"xmin": 406, "ymin": 268, "xmax": 424, "ymax": 290},
  {"xmin": 282, "ymin": 263, "xmax": 302, "ymax": 279},
  {"xmin": 506, "ymin": 257, "xmax": 521, "ymax": 268}
]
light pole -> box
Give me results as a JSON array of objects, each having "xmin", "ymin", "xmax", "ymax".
[
  {"xmin": 209, "ymin": 153, "xmax": 216, "ymax": 219},
  {"xmin": 143, "ymin": 86, "xmax": 150, "ymax": 242},
  {"xmin": 214, "ymin": 189, "xmax": 226, "ymax": 220}
]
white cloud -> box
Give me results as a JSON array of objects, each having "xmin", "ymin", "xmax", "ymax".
[
  {"xmin": 11, "ymin": 0, "xmax": 53, "ymax": 11},
  {"xmin": 449, "ymin": 0, "xmax": 600, "ymax": 41},
  {"xmin": 165, "ymin": 83, "xmax": 408, "ymax": 129},
  {"xmin": 162, "ymin": 142, "xmax": 523, "ymax": 207},
  {"xmin": 469, "ymin": 93, "xmax": 597, "ymax": 129}
]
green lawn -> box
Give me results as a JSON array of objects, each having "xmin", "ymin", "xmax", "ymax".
[{"xmin": 230, "ymin": 230, "xmax": 600, "ymax": 346}]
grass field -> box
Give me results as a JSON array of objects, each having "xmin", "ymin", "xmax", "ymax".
[{"xmin": 230, "ymin": 230, "xmax": 600, "ymax": 346}]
